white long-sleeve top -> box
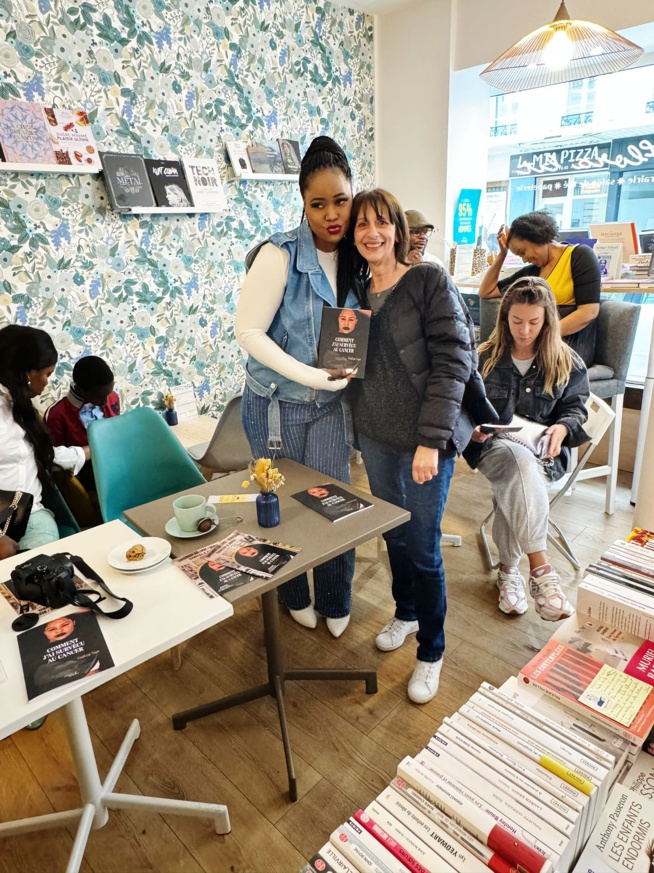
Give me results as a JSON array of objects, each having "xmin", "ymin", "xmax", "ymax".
[
  {"xmin": 235, "ymin": 242, "xmax": 348, "ymax": 392},
  {"xmin": 0, "ymin": 386, "xmax": 85, "ymax": 511}
]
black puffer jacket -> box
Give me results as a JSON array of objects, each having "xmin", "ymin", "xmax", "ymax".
[{"xmin": 361, "ymin": 264, "xmax": 497, "ymax": 453}]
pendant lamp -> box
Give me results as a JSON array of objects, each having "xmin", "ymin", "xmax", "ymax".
[{"xmin": 480, "ymin": 1, "xmax": 643, "ymax": 92}]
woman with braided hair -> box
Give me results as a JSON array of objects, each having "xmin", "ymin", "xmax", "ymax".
[{"xmin": 235, "ymin": 136, "xmax": 365, "ymax": 638}]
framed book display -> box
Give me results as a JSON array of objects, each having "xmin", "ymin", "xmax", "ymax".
[
  {"xmin": 181, "ymin": 157, "xmax": 227, "ymax": 210},
  {"xmin": 0, "ymin": 100, "xmax": 57, "ymax": 165},
  {"xmin": 225, "ymin": 140, "xmax": 252, "ymax": 176},
  {"xmin": 100, "ymin": 152, "xmax": 156, "ymax": 210},
  {"xmin": 247, "ymin": 141, "xmax": 284, "ymax": 174},
  {"xmin": 277, "ymin": 138, "xmax": 301, "ymax": 174},
  {"xmin": 43, "ymin": 107, "xmax": 101, "ymax": 170},
  {"xmin": 145, "ymin": 159, "xmax": 193, "ymax": 208}
]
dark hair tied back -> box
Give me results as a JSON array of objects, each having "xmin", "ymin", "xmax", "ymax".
[{"xmin": 299, "ymin": 135, "xmax": 352, "ymax": 195}]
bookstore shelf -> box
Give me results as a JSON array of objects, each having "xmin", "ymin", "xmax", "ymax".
[
  {"xmin": 236, "ymin": 172, "xmax": 299, "ymax": 181},
  {"xmin": 0, "ymin": 162, "xmax": 98, "ymax": 174},
  {"xmin": 119, "ymin": 206, "xmax": 226, "ymax": 215}
]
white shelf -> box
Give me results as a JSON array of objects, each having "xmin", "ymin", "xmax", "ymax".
[
  {"xmin": 0, "ymin": 162, "xmax": 99, "ymax": 174},
  {"xmin": 236, "ymin": 172, "xmax": 299, "ymax": 181},
  {"xmin": 120, "ymin": 206, "xmax": 226, "ymax": 215}
]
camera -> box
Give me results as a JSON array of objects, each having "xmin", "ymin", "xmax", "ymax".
[{"xmin": 11, "ymin": 553, "xmax": 77, "ymax": 609}]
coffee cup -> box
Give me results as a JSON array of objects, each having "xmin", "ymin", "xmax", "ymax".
[{"xmin": 172, "ymin": 494, "xmax": 217, "ymax": 533}]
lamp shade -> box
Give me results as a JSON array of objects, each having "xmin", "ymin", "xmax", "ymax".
[{"xmin": 480, "ymin": 1, "xmax": 643, "ymax": 92}]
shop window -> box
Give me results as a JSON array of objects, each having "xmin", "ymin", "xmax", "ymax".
[{"xmin": 561, "ymin": 78, "xmax": 595, "ymax": 127}]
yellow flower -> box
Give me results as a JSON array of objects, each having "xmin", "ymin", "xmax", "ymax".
[
  {"xmin": 241, "ymin": 480, "xmax": 250, "ymax": 488},
  {"xmin": 254, "ymin": 458, "xmax": 270, "ymax": 476}
]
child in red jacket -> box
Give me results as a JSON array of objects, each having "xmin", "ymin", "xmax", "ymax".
[{"xmin": 45, "ymin": 356, "xmax": 119, "ymax": 492}]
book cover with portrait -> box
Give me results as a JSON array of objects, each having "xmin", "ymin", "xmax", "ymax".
[
  {"xmin": 292, "ymin": 483, "xmax": 372, "ymax": 523},
  {"xmin": 145, "ymin": 159, "xmax": 194, "ymax": 208},
  {"xmin": 174, "ymin": 542, "xmax": 253, "ymax": 598},
  {"xmin": 209, "ymin": 530, "xmax": 300, "ymax": 580},
  {"xmin": 317, "ymin": 307, "xmax": 371, "ymax": 379},
  {"xmin": 17, "ymin": 609, "xmax": 114, "ymax": 700},
  {"xmin": 277, "ymin": 138, "xmax": 301, "ymax": 174}
]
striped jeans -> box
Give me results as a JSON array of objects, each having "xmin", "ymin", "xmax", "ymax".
[{"xmin": 242, "ymin": 386, "xmax": 354, "ymax": 618}]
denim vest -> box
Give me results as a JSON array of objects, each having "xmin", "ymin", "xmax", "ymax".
[{"xmin": 244, "ymin": 221, "xmax": 359, "ymax": 449}]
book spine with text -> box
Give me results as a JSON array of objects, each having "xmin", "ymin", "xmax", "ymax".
[
  {"xmin": 363, "ymin": 801, "xmax": 459, "ymax": 873},
  {"xmin": 397, "ymin": 756, "xmax": 553, "ymax": 873},
  {"xmin": 330, "ymin": 821, "xmax": 394, "ymax": 873},
  {"xmin": 415, "ymin": 748, "xmax": 563, "ymax": 862},
  {"xmin": 388, "ymin": 778, "xmax": 518, "ymax": 873},
  {"xmin": 375, "ymin": 784, "xmax": 491, "ymax": 873}
]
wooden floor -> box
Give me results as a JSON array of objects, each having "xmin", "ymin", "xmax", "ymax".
[{"xmin": 0, "ymin": 460, "xmax": 636, "ymax": 873}]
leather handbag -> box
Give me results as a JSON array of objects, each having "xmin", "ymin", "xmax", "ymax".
[{"xmin": 0, "ymin": 490, "xmax": 34, "ymax": 542}]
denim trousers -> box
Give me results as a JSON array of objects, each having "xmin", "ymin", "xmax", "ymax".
[
  {"xmin": 358, "ymin": 435, "xmax": 455, "ymax": 663},
  {"xmin": 242, "ymin": 386, "xmax": 354, "ymax": 618}
]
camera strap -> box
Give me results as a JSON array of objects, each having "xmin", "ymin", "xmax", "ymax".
[{"xmin": 63, "ymin": 553, "xmax": 133, "ymax": 619}]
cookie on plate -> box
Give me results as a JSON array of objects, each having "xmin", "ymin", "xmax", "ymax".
[{"xmin": 126, "ymin": 544, "xmax": 147, "ymax": 562}]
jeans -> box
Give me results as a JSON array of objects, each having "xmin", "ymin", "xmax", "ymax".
[
  {"xmin": 242, "ymin": 387, "xmax": 354, "ymax": 618},
  {"xmin": 359, "ymin": 436, "xmax": 455, "ymax": 663},
  {"xmin": 477, "ymin": 438, "xmax": 551, "ymax": 567},
  {"xmin": 19, "ymin": 508, "xmax": 59, "ymax": 551}
]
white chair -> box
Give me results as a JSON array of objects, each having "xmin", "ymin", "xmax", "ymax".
[{"xmin": 479, "ymin": 392, "xmax": 615, "ymax": 572}]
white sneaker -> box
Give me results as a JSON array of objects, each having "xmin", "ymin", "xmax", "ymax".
[
  {"xmin": 408, "ymin": 659, "xmax": 443, "ymax": 704},
  {"xmin": 375, "ymin": 617, "xmax": 419, "ymax": 652},
  {"xmin": 529, "ymin": 567, "xmax": 573, "ymax": 622},
  {"xmin": 289, "ymin": 605, "xmax": 317, "ymax": 629},
  {"xmin": 496, "ymin": 568, "xmax": 528, "ymax": 615}
]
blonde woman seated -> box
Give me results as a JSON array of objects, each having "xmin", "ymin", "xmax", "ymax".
[{"xmin": 464, "ymin": 277, "xmax": 590, "ymax": 621}]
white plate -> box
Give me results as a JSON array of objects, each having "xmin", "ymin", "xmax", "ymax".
[
  {"xmin": 117, "ymin": 554, "xmax": 170, "ymax": 574},
  {"xmin": 164, "ymin": 514, "xmax": 217, "ymax": 539},
  {"xmin": 107, "ymin": 537, "xmax": 172, "ymax": 572}
]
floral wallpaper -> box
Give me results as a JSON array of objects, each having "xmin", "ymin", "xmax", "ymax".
[{"xmin": 0, "ymin": 0, "xmax": 374, "ymax": 414}]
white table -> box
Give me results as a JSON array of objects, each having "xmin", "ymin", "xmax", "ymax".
[{"xmin": 0, "ymin": 520, "xmax": 233, "ymax": 873}]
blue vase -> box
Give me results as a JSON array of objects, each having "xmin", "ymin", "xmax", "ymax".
[
  {"xmin": 164, "ymin": 409, "xmax": 178, "ymax": 426},
  {"xmin": 256, "ymin": 492, "xmax": 280, "ymax": 527}
]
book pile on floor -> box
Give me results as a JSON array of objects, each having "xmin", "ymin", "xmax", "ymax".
[{"xmin": 303, "ymin": 528, "xmax": 654, "ymax": 873}]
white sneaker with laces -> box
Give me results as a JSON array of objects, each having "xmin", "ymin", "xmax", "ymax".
[
  {"xmin": 529, "ymin": 566, "xmax": 573, "ymax": 622},
  {"xmin": 375, "ymin": 617, "xmax": 419, "ymax": 652},
  {"xmin": 496, "ymin": 567, "xmax": 528, "ymax": 615},
  {"xmin": 408, "ymin": 658, "xmax": 443, "ymax": 704}
]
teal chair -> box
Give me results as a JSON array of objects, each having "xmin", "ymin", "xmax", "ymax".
[
  {"xmin": 42, "ymin": 483, "xmax": 81, "ymax": 538},
  {"xmin": 87, "ymin": 407, "xmax": 205, "ymax": 523}
]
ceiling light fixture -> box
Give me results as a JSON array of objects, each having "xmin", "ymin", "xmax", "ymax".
[{"xmin": 480, "ymin": 1, "xmax": 643, "ymax": 92}]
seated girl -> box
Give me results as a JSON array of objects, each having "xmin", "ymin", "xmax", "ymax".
[
  {"xmin": 464, "ymin": 277, "xmax": 590, "ymax": 621},
  {"xmin": 0, "ymin": 325, "xmax": 87, "ymax": 559}
]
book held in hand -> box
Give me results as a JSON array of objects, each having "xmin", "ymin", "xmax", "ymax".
[
  {"xmin": 145, "ymin": 159, "xmax": 193, "ymax": 208},
  {"xmin": 17, "ymin": 609, "xmax": 114, "ymax": 700},
  {"xmin": 317, "ymin": 307, "xmax": 371, "ymax": 378},
  {"xmin": 292, "ymin": 483, "xmax": 372, "ymax": 522},
  {"xmin": 100, "ymin": 152, "xmax": 156, "ymax": 210}
]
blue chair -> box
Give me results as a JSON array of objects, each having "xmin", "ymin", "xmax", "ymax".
[{"xmin": 87, "ymin": 407, "xmax": 205, "ymax": 523}]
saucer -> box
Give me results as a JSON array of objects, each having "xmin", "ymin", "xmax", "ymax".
[
  {"xmin": 107, "ymin": 537, "xmax": 172, "ymax": 572},
  {"xmin": 164, "ymin": 513, "xmax": 217, "ymax": 539}
]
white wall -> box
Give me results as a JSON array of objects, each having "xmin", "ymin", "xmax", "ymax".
[
  {"xmin": 375, "ymin": 0, "xmax": 454, "ymax": 261},
  {"xmin": 375, "ymin": 0, "xmax": 654, "ymax": 253}
]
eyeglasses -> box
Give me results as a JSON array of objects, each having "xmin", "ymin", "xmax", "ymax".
[{"xmin": 409, "ymin": 227, "xmax": 433, "ymax": 238}]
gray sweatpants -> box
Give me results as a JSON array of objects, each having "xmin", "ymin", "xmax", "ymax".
[{"xmin": 477, "ymin": 438, "xmax": 550, "ymax": 567}]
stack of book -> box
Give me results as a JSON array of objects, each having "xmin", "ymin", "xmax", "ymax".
[
  {"xmin": 303, "ymin": 527, "xmax": 654, "ymax": 873},
  {"xmin": 304, "ymin": 677, "xmax": 634, "ymax": 872}
]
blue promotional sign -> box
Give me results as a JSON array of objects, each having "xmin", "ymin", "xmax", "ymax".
[{"xmin": 453, "ymin": 189, "xmax": 481, "ymax": 244}]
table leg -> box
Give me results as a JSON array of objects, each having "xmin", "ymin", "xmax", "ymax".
[
  {"xmin": 0, "ymin": 696, "xmax": 230, "ymax": 873},
  {"xmin": 172, "ymin": 589, "xmax": 377, "ymax": 802}
]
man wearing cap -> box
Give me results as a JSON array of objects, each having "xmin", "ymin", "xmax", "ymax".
[{"xmin": 405, "ymin": 209, "xmax": 444, "ymax": 268}]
